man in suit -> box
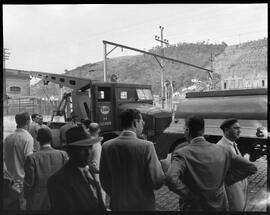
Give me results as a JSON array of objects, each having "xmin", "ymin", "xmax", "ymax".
[
  {"xmin": 165, "ymin": 115, "xmax": 257, "ymax": 211},
  {"xmin": 217, "ymin": 118, "xmax": 248, "ymax": 211},
  {"xmin": 47, "ymin": 126, "xmax": 105, "ymax": 211},
  {"xmin": 24, "ymin": 127, "xmax": 68, "ymax": 210},
  {"xmin": 100, "ymin": 109, "xmax": 164, "ymax": 211}
]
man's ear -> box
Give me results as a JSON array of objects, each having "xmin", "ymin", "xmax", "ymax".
[{"xmin": 133, "ymin": 119, "xmax": 137, "ymax": 128}]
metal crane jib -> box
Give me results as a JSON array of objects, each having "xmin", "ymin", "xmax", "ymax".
[{"xmin": 26, "ymin": 71, "xmax": 93, "ymax": 91}]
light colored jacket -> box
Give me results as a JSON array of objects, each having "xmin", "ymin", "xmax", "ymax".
[
  {"xmin": 217, "ymin": 136, "xmax": 248, "ymax": 211},
  {"xmin": 24, "ymin": 146, "xmax": 68, "ymax": 210},
  {"xmin": 100, "ymin": 130, "xmax": 164, "ymax": 211}
]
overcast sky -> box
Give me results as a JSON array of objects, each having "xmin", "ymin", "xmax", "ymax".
[{"xmin": 3, "ymin": 4, "xmax": 268, "ymax": 76}]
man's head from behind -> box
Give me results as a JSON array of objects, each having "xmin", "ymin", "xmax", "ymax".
[
  {"xmin": 65, "ymin": 126, "xmax": 102, "ymax": 167},
  {"xmin": 184, "ymin": 115, "xmax": 205, "ymax": 141},
  {"xmin": 220, "ymin": 118, "xmax": 241, "ymax": 142},
  {"xmin": 89, "ymin": 122, "xmax": 100, "ymax": 137},
  {"xmin": 120, "ymin": 109, "xmax": 144, "ymax": 136},
  {"xmin": 16, "ymin": 112, "xmax": 31, "ymax": 129},
  {"xmin": 37, "ymin": 127, "xmax": 52, "ymax": 145}
]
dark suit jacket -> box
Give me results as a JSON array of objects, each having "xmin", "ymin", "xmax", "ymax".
[
  {"xmin": 100, "ymin": 131, "xmax": 164, "ymax": 211},
  {"xmin": 165, "ymin": 136, "xmax": 257, "ymax": 211},
  {"xmin": 24, "ymin": 146, "xmax": 68, "ymax": 210},
  {"xmin": 47, "ymin": 161, "xmax": 100, "ymax": 211}
]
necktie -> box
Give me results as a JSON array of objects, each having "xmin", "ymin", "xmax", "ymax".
[
  {"xmin": 233, "ymin": 142, "xmax": 239, "ymax": 155},
  {"xmin": 83, "ymin": 167, "xmax": 106, "ymax": 211}
]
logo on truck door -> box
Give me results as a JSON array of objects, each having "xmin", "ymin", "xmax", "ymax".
[{"xmin": 100, "ymin": 105, "xmax": 110, "ymax": 115}]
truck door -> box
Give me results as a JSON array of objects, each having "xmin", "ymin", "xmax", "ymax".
[{"xmin": 94, "ymin": 86, "xmax": 114, "ymax": 132}]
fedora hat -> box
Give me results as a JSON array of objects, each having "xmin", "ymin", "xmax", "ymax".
[{"xmin": 65, "ymin": 126, "xmax": 102, "ymax": 147}]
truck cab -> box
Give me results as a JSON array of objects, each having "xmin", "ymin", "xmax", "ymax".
[{"xmin": 69, "ymin": 81, "xmax": 172, "ymax": 143}]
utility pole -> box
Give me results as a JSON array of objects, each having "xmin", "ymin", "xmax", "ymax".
[
  {"xmin": 209, "ymin": 51, "xmax": 214, "ymax": 89},
  {"xmin": 155, "ymin": 26, "xmax": 169, "ymax": 109},
  {"xmin": 3, "ymin": 48, "xmax": 10, "ymax": 101},
  {"xmin": 103, "ymin": 43, "xmax": 107, "ymax": 82},
  {"xmin": 210, "ymin": 52, "xmax": 213, "ymax": 72}
]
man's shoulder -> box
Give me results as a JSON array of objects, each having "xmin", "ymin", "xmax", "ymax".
[
  {"xmin": 136, "ymin": 138, "xmax": 153, "ymax": 146},
  {"xmin": 4, "ymin": 132, "xmax": 15, "ymax": 141},
  {"xmin": 174, "ymin": 143, "xmax": 192, "ymax": 155},
  {"xmin": 29, "ymin": 123, "xmax": 39, "ymax": 130},
  {"xmin": 29, "ymin": 122, "xmax": 37, "ymax": 128},
  {"xmin": 102, "ymin": 136, "xmax": 153, "ymax": 150},
  {"xmin": 6, "ymin": 129, "xmax": 32, "ymax": 140},
  {"xmin": 39, "ymin": 148, "xmax": 67, "ymax": 155}
]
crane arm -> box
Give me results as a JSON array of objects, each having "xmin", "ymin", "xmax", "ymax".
[{"xmin": 21, "ymin": 70, "xmax": 94, "ymax": 91}]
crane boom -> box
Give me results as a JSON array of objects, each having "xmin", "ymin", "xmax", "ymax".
[{"xmin": 22, "ymin": 70, "xmax": 94, "ymax": 91}]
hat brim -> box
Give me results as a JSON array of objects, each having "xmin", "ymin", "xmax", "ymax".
[{"xmin": 66, "ymin": 137, "xmax": 103, "ymax": 147}]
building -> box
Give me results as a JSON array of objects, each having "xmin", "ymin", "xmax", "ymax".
[
  {"xmin": 5, "ymin": 68, "xmax": 31, "ymax": 97},
  {"xmin": 4, "ymin": 68, "xmax": 60, "ymax": 116},
  {"xmin": 221, "ymin": 73, "xmax": 267, "ymax": 90}
]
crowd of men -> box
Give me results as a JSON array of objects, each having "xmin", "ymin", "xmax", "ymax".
[{"xmin": 3, "ymin": 109, "xmax": 257, "ymax": 211}]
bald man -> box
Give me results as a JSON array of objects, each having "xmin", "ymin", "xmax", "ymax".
[
  {"xmin": 88, "ymin": 123, "xmax": 102, "ymax": 173},
  {"xmin": 88, "ymin": 122, "xmax": 106, "ymax": 204}
]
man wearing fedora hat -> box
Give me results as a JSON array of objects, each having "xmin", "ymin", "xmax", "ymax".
[{"xmin": 47, "ymin": 126, "xmax": 106, "ymax": 211}]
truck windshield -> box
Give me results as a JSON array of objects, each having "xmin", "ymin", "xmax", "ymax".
[{"xmin": 136, "ymin": 89, "xmax": 153, "ymax": 100}]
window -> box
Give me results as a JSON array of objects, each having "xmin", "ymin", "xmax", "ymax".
[
  {"xmin": 97, "ymin": 87, "xmax": 111, "ymax": 102},
  {"xmin": 262, "ymin": 80, "xmax": 265, "ymax": 87},
  {"xmin": 10, "ymin": 86, "xmax": 21, "ymax": 94},
  {"xmin": 120, "ymin": 91, "xmax": 128, "ymax": 99},
  {"xmin": 223, "ymin": 82, "xmax": 227, "ymax": 89},
  {"xmin": 136, "ymin": 89, "xmax": 153, "ymax": 100},
  {"xmin": 99, "ymin": 91, "xmax": 105, "ymax": 99}
]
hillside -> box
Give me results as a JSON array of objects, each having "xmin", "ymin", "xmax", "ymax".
[
  {"xmin": 63, "ymin": 42, "xmax": 227, "ymax": 94},
  {"xmin": 213, "ymin": 38, "xmax": 267, "ymax": 79},
  {"xmin": 31, "ymin": 38, "xmax": 267, "ymax": 97}
]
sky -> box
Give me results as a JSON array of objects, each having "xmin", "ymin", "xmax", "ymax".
[{"xmin": 3, "ymin": 4, "xmax": 268, "ymax": 77}]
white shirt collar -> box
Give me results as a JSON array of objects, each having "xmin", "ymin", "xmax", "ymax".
[
  {"xmin": 40, "ymin": 144, "xmax": 51, "ymax": 148},
  {"xmin": 190, "ymin": 136, "xmax": 205, "ymax": 144},
  {"xmin": 16, "ymin": 128, "xmax": 28, "ymax": 132},
  {"xmin": 122, "ymin": 129, "xmax": 137, "ymax": 136},
  {"xmin": 223, "ymin": 136, "xmax": 235, "ymax": 146}
]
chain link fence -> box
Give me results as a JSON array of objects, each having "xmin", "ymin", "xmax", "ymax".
[{"xmin": 3, "ymin": 97, "xmax": 59, "ymax": 116}]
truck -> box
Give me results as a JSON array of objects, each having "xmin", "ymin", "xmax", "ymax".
[
  {"xmin": 155, "ymin": 88, "xmax": 268, "ymax": 161},
  {"xmin": 20, "ymin": 71, "xmax": 267, "ymax": 161},
  {"xmin": 23, "ymin": 71, "xmax": 173, "ymax": 149}
]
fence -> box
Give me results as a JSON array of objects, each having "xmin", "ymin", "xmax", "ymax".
[{"xmin": 3, "ymin": 97, "xmax": 59, "ymax": 116}]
